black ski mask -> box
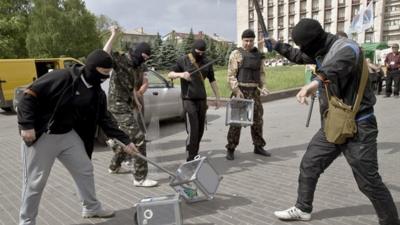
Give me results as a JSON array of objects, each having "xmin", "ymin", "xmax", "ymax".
[
  {"xmin": 84, "ymin": 49, "xmax": 113, "ymax": 86},
  {"xmin": 128, "ymin": 42, "xmax": 151, "ymax": 68},
  {"xmin": 292, "ymin": 19, "xmax": 328, "ymax": 58},
  {"xmin": 192, "ymin": 39, "xmax": 207, "ymax": 62}
]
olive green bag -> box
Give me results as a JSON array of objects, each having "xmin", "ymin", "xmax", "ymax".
[{"xmin": 323, "ymin": 59, "xmax": 369, "ymax": 144}]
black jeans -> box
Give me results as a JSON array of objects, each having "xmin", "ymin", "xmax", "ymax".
[
  {"xmin": 295, "ymin": 116, "xmax": 399, "ymax": 225},
  {"xmin": 386, "ymin": 71, "xmax": 400, "ymax": 96},
  {"xmin": 183, "ymin": 99, "xmax": 207, "ymax": 161}
]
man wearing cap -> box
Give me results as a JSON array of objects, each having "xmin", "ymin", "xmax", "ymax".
[
  {"xmin": 17, "ymin": 49, "xmax": 138, "ymax": 224},
  {"xmin": 384, "ymin": 43, "xmax": 400, "ymax": 98},
  {"xmin": 103, "ymin": 26, "xmax": 158, "ymax": 187},
  {"xmin": 168, "ymin": 39, "xmax": 221, "ymax": 161},
  {"xmin": 225, "ymin": 29, "xmax": 271, "ymax": 160},
  {"xmin": 269, "ymin": 19, "xmax": 399, "ymax": 225}
]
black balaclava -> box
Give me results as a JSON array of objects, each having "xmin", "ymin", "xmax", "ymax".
[
  {"xmin": 191, "ymin": 39, "xmax": 207, "ymax": 62},
  {"xmin": 292, "ymin": 19, "xmax": 328, "ymax": 58},
  {"xmin": 129, "ymin": 42, "xmax": 151, "ymax": 68},
  {"xmin": 84, "ymin": 49, "xmax": 113, "ymax": 86},
  {"xmin": 241, "ymin": 29, "xmax": 256, "ymax": 39}
]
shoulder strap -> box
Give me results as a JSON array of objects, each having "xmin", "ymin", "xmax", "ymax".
[
  {"xmin": 188, "ymin": 53, "xmax": 205, "ymax": 81},
  {"xmin": 352, "ymin": 58, "xmax": 369, "ymax": 114}
]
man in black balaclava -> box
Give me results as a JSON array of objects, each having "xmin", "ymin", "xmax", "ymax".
[
  {"xmin": 83, "ymin": 49, "xmax": 113, "ymax": 85},
  {"xmin": 17, "ymin": 48, "xmax": 139, "ymax": 224},
  {"xmin": 270, "ymin": 19, "xmax": 400, "ymax": 225},
  {"xmin": 103, "ymin": 26, "xmax": 158, "ymax": 187},
  {"xmin": 168, "ymin": 39, "xmax": 221, "ymax": 161},
  {"xmin": 128, "ymin": 42, "xmax": 151, "ymax": 68}
]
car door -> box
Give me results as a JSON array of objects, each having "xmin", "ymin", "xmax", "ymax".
[{"xmin": 144, "ymin": 70, "xmax": 182, "ymax": 123}]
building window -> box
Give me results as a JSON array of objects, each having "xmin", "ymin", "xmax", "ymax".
[
  {"xmin": 324, "ymin": 23, "xmax": 331, "ymax": 32},
  {"xmin": 300, "ymin": 1, "xmax": 307, "ymax": 13},
  {"xmin": 312, "ymin": 0, "xmax": 319, "ymax": 10},
  {"xmin": 249, "ymin": 9, "xmax": 255, "ymax": 21},
  {"xmin": 289, "ymin": 15, "xmax": 295, "ymax": 27},
  {"xmin": 278, "ymin": 6, "xmax": 284, "ymax": 16},
  {"xmin": 325, "ymin": 10, "xmax": 332, "ymax": 22},
  {"xmin": 289, "ymin": 3, "xmax": 295, "ymax": 15},
  {"xmin": 268, "ymin": 7, "xmax": 274, "ymax": 18},
  {"xmin": 300, "ymin": 13, "xmax": 307, "ymax": 19},
  {"xmin": 249, "ymin": 21, "xmax": 254, "ymax": 30},
  {"xmin": 325, "ymin": 0, "xmax": 332, "ymax": 9},
  {"xmin": 352, "ymin": 5, "xmax": 360, "ymax": 17},
  {"xmin": 337, "ymin": 22, "xmax": 345, "ymax": 32},
  {"xmin": 278, "ymin": 18, "xmax": 284, "ymax": 29},
  {"xmin": 278, "ymin": 29, "xmax": 284, "ymax": 41},
  {"xmin": 365, "ymin": 32, "xmax": 374, "ymax": 43},
  {"xmin": 268, "ymin": 18, "xmax": 274, "ymax": 29},
  {"xmin": 338, "ymin": 8, "xmax": 345, "ymax": 21},
  {"xmin": 312, "ymin": 12, "xmax": 319, "ymax": 20}
]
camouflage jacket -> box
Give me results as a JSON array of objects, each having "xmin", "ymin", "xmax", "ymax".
[{"xmin": 108, "ymin": 52, "xmax": 147, "ymax": 114}]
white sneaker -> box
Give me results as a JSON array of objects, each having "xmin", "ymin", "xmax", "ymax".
[
  {"xmin": 133, "ymin": 178, "xmax": 158, "ymax": 187},
  {"xmin": 274, "ymin": 206, "xmax": 311, "ymax": 221},
  {"xmin": 108, "ymin": 167, "xmax": 131, "ymax": 174},
  {"xmin": 82, "ymin": 208, "xmax": 115, "ymax": 218}
]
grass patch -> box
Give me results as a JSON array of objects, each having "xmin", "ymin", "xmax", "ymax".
[
  {"xmin": 158, "ymin": 65, "xmax": 306, "ymax": 98},
  {"xmin": 205, "ymin": 65, "xmax": 306, "ymax": 98}
]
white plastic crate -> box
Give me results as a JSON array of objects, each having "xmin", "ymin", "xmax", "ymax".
[{"xmin": 225, "ymin": 98, "xmax": 254, "ymax": 127}]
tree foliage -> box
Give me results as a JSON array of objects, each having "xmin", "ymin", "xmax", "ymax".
[
  {"xmin": 0, "ymin": 0, "xmax": 30, "ymax": 58},
  {"xmin": 26, "ymin": 0, "xmax": 101, "ymax": 58}
]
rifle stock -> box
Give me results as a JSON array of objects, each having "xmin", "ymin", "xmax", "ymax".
[{"xmin": 253, "ymin": 0, "xmax": 273, "ymax": 52}]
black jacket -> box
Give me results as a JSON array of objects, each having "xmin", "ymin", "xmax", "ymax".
[
  {"xmin": 274, "ymin": 34, "xmax": 376, "ymax": 119},
  {"xmin": 17, "ymin": 64, "xmax": 130, "ymax": 157}
]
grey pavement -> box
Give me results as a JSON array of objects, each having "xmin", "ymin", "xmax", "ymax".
[{"xmin": 0, "ymin": 94, "xmax": 399, "ymax": 225}]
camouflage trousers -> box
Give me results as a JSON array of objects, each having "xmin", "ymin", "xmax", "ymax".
[
  {"xmin": 226, "ymin": 87, "xmax": 266, "ymax": 151},
  {"xmin": 109, "ymin": 111, "xmax": 147, "ymax": 181}
]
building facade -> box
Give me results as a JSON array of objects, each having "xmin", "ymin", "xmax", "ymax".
[{"xmin": 237, "ymin": 0, "xmax": 400, "ymax": 50}]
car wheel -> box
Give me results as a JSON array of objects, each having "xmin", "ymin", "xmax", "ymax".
[{"xmin": 1, "ymin": 107, "xmax": 15, "ymax": 113}]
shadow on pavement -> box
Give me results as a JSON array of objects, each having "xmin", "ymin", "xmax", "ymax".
[{"xmin": 312, "ymin": 202, "xmax": 400, "ymax": 220}]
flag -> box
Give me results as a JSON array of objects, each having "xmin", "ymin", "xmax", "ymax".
[
  {"xmin": 348, "ymin": 1, "xmax": 374, "ymax": 34},
  {"xmin": 362, "ymin": 1, "xmax": 374, "ymax": 30}
]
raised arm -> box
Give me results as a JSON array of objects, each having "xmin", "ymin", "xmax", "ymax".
[{"xmin": 103, "ymin": 26, "xmax": 119, "ymax": 54}]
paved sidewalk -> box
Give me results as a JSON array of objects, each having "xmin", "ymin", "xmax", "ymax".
[{"xmin": 0, "ymin": 95, "xmax": 399, "ymax": 225}]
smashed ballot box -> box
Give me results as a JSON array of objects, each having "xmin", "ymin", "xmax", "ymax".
[
  {"xmin": 225, "ymin": 98, "xmax": 254, "ymax": 127},
  {"xmin": 135, "ymin": 195, "xmax": 182, "ymax": 225},
  {"xmin": 169, "ymin": 156, "xmax": 222, "ymax": 203}
]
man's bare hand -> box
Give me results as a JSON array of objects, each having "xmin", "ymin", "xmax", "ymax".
[
  {"xmin": 109, "ymin": 25, "xmax": 119, "ymax": 35},
  {"xmin": 235, "ymin": 90, "xmax": 244, "ymax": 98},
  {"xmin": 124, "ymin": 142, "xmax": 139, "ymax": 155},
  {"xmin": 21, "ymin": 129, "xmax": 36, "ymax": 143},
  {"xmin": 181, "ymin": 72, "xmax": 191, "ymax": 81}
]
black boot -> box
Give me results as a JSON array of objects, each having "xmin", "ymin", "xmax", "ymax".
[
  {"xmin": 254, "ymin": 146, "xmax": 271, "ymax": 157},
  {"xmin": 226, "ymin": 149, "xmax": 235, "ymax": 160}
]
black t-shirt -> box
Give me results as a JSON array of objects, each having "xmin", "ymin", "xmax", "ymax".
[{"xmin": 171, "ymin": 55, "xmax": 216, "ymax": 100}]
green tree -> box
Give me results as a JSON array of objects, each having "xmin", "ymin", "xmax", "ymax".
[
  {"xmin": 157, "ymin": 41, "xmax": 178, "ymax": 70},
  {"xmin": 26, "ymin": 0, "xmax": 101, "ymax": 58},
  {"xmin": 180, "ymin": 28, "xmax": 194, "ymax": 55},
  {"xmin": 0, "ymin": 0, "xmax": 30, "ymax": 58},
  {"xmin": 146, "ymin": 32, "xmax": 163, "ymax": 69}
]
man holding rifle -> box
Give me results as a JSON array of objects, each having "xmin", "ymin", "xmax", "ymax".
[
  {"xmin": 270, "ymin": 19, "xmax": 399, "ymax": 225},
  {"xmin": 168, "ymin": 39, "xmax": 221, "ymax": 161}
]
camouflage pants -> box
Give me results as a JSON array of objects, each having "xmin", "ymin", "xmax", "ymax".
[
  {"xmin": 109, "ymin": 111, "xmax": 147, "ymax": 181},
  {"xmin": 226, "ymin": 87, "xmax": 266, "ymax": 151}
]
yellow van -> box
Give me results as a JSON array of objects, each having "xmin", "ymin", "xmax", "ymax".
[{"xmin": 0, "ymin": 58, "xmax": 82, "ymax": 112}]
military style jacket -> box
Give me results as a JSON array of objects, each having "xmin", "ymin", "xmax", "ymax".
[{"xmin": 108, "ymin": 52, "xmax": 147, "ymax": 113}]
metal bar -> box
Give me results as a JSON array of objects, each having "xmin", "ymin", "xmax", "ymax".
[{"xmin": 113, "ymin": 139, "xmax": 177, "ymax": 178}]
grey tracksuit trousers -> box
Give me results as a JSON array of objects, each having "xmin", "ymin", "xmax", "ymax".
[{"xmin": 19, "ymin": 130, "xmax": 102, "ymax": 225}]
